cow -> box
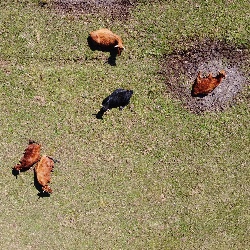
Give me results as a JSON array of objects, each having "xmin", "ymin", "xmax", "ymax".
[
  {"xmin": 13, "ymin": 140, "xmax": 41, "ymax": 176},
  {"xmin": 34, "ymin": 155, "xmax": 57, "ymax": 194},
  {"xmin": 192, "ymin": 70, "xmax": 226, "ymax": 97},
  {"xmin": 96, "ymin": 88, "xmax": 133, "ymax": 119},
  {"xmin": 87, "ymin": 28, "xmax": 125, "ymax": 65}
]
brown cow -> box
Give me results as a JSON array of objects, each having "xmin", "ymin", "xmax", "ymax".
[
  {"xmin": 34, "ymin": 155, "xmax": 55, "ymax": 194},
  {"xmin": 192, "ymin": 70, "xmax": 226, "ymax": 97},
  {"xmin": 87, "ymin": 28, "xmax": 125, "ymax": 57},
  {"xmin": 13, "ymin": 140, "xmax": 41, "ymax": 175}
]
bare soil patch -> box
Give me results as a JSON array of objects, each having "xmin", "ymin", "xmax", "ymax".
[
  {"xmin": 0, "ymin": 59, "xmax": 11, "ymax": 74},
  {"xmin": 45, "ymin": 0, "xmax": 137, "ymax": 20},
  {"xmin": 160, "ymin": 39, "xmax": 250, "ymax": 113}
]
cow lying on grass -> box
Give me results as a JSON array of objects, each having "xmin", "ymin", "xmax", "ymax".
[
  {"xmin": 192, "ymin": 70, "xmax": 226, "ymax": 97},
  {"xmin": 87, "ymin": 28, "xmax": 125, "ymax": 65},
  {"xmin": 34, "ymin": 155, "xmax": 58, "ymax": 194},
  {"xmin": 96, "ymin": 88, "xmax": 133, "ymax": 119},
  {"xmin": 13, "ymin": 140, "xmax": 41, "ymax": 176}
]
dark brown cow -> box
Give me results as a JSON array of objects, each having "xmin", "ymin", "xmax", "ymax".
[{"xmin": 13, "ymin": 140, "xmax": 41, "ymax": 175}]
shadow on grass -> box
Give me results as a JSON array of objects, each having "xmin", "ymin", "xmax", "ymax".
[
  {"xmin": 12, "ymin": 168, "xmax": 20, "ymax": 178},
  {"xmin": 93, "ymin": 110, "xmax": 105, "ymax": 120},
  {"xmin": 37, "ymin": 192, "xmax": 51, "ymax": 199},
  {"xmin": 12, "ymin": 168, "xmax": 31, "ymax": 178},
  {"xmin": 107, "ymin": 55, "xmax": 117, "ymax": 66},
  {"xmin": 87, "ymin": 36, "xmax": 118, "ymax": 66}
]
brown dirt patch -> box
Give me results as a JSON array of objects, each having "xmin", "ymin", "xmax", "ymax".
[
  {"xmin": 160, "ymin": 39, "xmax": 250, "ymax": 113},
  {"xmin": 43, "ymin": 0, "xmax": 137, "ymax": 20},
  {"xmin": 0, "ymin": 59, "xmax": 11, "ymax": 74}
]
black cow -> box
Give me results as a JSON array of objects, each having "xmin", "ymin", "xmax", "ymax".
[{"xmin": 96, "ymin": 88, "xmax": 133, "ymax": 119}]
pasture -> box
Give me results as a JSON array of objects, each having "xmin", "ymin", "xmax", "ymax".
[{"xmin": 0, "ymin": 0, "xmax": 249, "ymax": 249}]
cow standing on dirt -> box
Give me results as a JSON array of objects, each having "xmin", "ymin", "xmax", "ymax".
[{"xmin": 192, "ymin": 70, "xmax": 226, "ymax": 97}]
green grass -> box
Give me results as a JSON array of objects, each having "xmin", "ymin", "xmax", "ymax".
[{"xmin": 0, "ymin": 0, "xmax": 249, "ymax": 249}]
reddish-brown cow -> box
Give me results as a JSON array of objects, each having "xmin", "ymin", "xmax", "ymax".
[
  {"xmin": 192, "ymin": 70, "xmax": 226, "ymax": 97},
  {"xmin": 87, "ymin": 28, "xmax": 125, "ymax": 56},
  {"xmin": 34, "ymin": 155, "xmax": 55, "ymax": 194},
  {"xmin": 13, "ymin": 140, "xmax": 41, "ymax": 174}
]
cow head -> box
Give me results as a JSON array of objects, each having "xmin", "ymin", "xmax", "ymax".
[
  {"xmin": 114, "ymin": 45, "xmax": 125, "ymax": 56},
  {"xmin": 218, "ymin": 70, "xmax": 226, "ymax": 78},
  {"xmin": 43, "ymin": 185, "xmax": 52, "ymax": 194}
]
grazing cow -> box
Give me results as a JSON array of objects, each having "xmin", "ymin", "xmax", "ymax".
[
  {"xmin": 34, "ymin": 155, "xmax": 56, "ymax": 194},
  {"xmin": 87, "ymin": 28, "xmax": 125, "ymax": 63},
  {"xmin": 96, "ymin": 88, "xmax": 133, "ymax": 119},
  {"xmin": 192, "ymin": 70, "xmax": 226, "ymax": 97},
  {"xmin": 13, "ymin": 140, "xmax": 41, "ymax": 175}
]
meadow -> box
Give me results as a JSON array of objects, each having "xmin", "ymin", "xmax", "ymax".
[{"xmin": 0, "ymin": 0, "xmax": 249, "ymax": 249}]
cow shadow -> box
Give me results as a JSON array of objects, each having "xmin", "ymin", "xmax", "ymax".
[
  {"xmin": 12, "ymin": 168, "xmax": 31, "ymax": 178},
  {"xmin": 107, "ymin": 54, "xmax": 117, "ymax": 66},
  {"xmin": 87, "ymin": 36, "xmax": 118, "ymax": 66},
  {"xmin": 93, "ymin": 110, "xmax": 105, "ymax": 120},
  {"xmin": 191, "ymin": 89, "xmax": 208, "ymax": 98},
  {"xmin": 37, "ymin": 192, "xmax": 51, "ymax": 198},
  {"xmin": 12, "ymin": 168, "xmax": 20, "ymax": 178}
]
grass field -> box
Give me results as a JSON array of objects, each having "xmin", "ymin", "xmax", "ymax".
[{"xmin": 0, "ymin": 0, "xmax": 249, "ymax": 249}]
